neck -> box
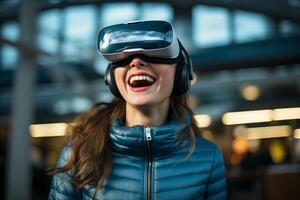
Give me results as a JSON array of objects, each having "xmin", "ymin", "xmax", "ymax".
[{"xmin": 125, "ymin": 100, "xmax": 170, "ymax": 127}]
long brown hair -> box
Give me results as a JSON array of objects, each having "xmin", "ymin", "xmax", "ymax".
[{"xmin": 50, "ymin": 95, "xmax": 200, "ymax": 198}]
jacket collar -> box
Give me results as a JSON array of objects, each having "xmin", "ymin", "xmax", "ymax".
[{"xmin": 109, "ymin": 112, "xmax": 191, "ymax": 158}]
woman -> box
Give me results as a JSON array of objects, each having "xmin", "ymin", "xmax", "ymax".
[{"xmin": 49, "ymin": 20, "xmax": 227, "ymax": 200}]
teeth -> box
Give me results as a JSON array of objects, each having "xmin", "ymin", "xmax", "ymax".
[{"xmin": 129, "ymin": 75, "xmax": 154, "ymax": 84}]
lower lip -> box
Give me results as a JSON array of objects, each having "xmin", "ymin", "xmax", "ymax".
[{"xmin": 130, "ymin": 85, "xmax": 152, "ymax": 92}]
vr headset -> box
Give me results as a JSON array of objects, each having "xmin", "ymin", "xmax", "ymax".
[
  {"xmin": 97, "ymin": 20, "xmax": 181, "ymax": 67},
  {"xmin": 97, "ymin": 20, "xmax": 193, "ymax": 97}
]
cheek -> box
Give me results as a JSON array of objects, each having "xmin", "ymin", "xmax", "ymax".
[
  {"xmin": 114, "ymin": 68, "xmax": 126, "ymax": 91},
  {"xmin": 159, "ymin": 66, "xmax": 177, "ymax": 92}
]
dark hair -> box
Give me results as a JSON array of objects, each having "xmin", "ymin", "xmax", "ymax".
[{"xmin": 49, "ymin": 95, "xmax": 200, "ymax": 198}]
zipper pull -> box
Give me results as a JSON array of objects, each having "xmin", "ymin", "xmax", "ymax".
[{"xmin": 145, "ymin": 127, "xmax": 152, "ymax": 141}]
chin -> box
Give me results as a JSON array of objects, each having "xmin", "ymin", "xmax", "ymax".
[{"xmin": 127, "ymin": 97, "xmax": 155, "ymax": 107}]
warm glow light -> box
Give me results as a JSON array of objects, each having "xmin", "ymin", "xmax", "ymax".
[
  {"xmin": 191, "ymin": 71, "xmax": 198, "ymax": 86},
  {"xmin": 272, "ymin": 107, "xmax": 300, "ymax": 121},
  {"xmin": 29, "ymin": 123, "xmax": 68, "ymax": 137},
  {"xmin": 246, "ymin": 125, "xmax": 291, "ymax": 140},
  {"xmin": 201, "ymin": 130, "xmax": 214, "ymax": 141},
  {"xmin": 194, "ymin": 114, "xmax": 212, "ymax": 128},
  {"xmin": 241, "ymin": 84, "xmax": 260, "ymax": 101},
  {"xmin": 222, "ymin": 107, "xmax": 300, "ymax": 125},
  {"xmin": 269, "ymin": 140, "xmax": 286, "ymax": 163},
  {"xmin": 232, "ymin": 138, "xmax": 248, "ymax": 154},
  {"xmin": 294, "ymin": 129, "xmax": 300, "ymax": 139},
  {"xmin": 222, "ymin": 109, "xmax": 272, "ymax": 125}
]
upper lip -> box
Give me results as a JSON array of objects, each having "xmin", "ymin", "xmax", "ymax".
[{"xmin": 127, "ymin": 71, "xmax": 156, "ymax": 84}]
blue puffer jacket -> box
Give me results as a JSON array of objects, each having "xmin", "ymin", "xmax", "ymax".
[{"xmin": 49, "ymin": 114, "xmax": 227, "ymax": 200}]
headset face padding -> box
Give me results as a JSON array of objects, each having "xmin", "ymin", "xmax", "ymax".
[{"xmin": 105, "ymin": 43, "xmax": 193, "ymax": 98}]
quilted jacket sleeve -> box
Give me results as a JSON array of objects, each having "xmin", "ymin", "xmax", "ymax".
[
  {"xmin": 206, "ymin": 146, "xmax": 227, "ymax": 200},
  {"xmin": 48, "ymin": 144, "xmax": 82, "ymax": 200}
]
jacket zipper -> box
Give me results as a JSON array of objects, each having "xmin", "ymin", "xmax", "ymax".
[{"xmin": 145, "ymin": 127, "xmax": 152, "ymax": 200}]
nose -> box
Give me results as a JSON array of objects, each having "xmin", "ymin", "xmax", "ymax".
[{"xmin": 129, "ymin": 56, "xmax": 147, "ymax": 68}]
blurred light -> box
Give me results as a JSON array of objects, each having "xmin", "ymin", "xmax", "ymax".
[
  {"xmin": 246, "ymin": 125, "xmax": 291, "ymax": 140},
  {"xmin": 30, "ymin": 123, "xmax": 67, "ymax": 137},
  {"xmin": 232, "ymin": 138, "xmax": 248, "ymax": 154},
  {"xmin": 194, "ymin": 114, "xmax": 212, "ymax": 128},
  {"xmin": 201, "ymin": 130, "xmax": 214, "ymax": 141},
  {"xmin": 191, "ymin": 71, "xmax": 198, "ymax": 86},
  {"xmin": 241, "ymin": 84, "xmax": 260, "ymax": 101},
  {"xmin": 269, "ymin": 140, "xmax": 286, "ymax": 163},
  {"xmin": 222, "ymin": 109, "xmax": 272, "ymax": 125},
  {"xmin": 294, "ymin": 129, "xmax": 300, "ymax": 139},
  {"xmin": 223, "ymin": 107, "xmax": 300, "ymax": 125},
  {"xmin": 272, "ymin": 107, "xmax": 300, "ymax": 121}
]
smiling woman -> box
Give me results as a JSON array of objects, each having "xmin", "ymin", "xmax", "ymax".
[
  {"xmin": 48, "ymin": 20, "xmax": 227, "ymax": 200},
  {"xmin": 115, "ymin": 58, "xmax": 176, "ymax": 108}
]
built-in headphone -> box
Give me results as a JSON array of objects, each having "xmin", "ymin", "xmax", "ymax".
[{"xmin": 104, "ymin": 39, "xmax": 193, "ymax": 98}]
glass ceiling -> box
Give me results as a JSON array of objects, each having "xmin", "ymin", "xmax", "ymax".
[{"xmin": 0, "ymin": 3, "xmax": 298, "ymax": 70}]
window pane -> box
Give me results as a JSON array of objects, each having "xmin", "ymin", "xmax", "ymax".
[
  {"xmin": 1, "ymin": 45, "xmax": 18, "ymax": 70},
  {"xmin": 38, "ymin": 9, "xmax": 61, "ymax": 34},
  {"xmin": 1, "ymin": 22, "xmax": 19, "ymax": 69},
  {"xmin": 62, "ymin": 5, "xmax": 96, "ymax": 58},
  {"xmin": 234, "ymin": 11, "xmax": 270, "ymax": 43},
  {"xmin": 1, "ymin": 21, "xmax": 20, "ymax": 41},
  {"xmin": 64, "ymin": 5, "xmax": 96, "ymax": 42},
  {"xmin": 37, "ymin": 34, "xmax": 59, "ymax": 54},
  {"xmin": 193, "ymin": 6, "xmax": 230, "ymax": 47},
  {"xmin": 141, "ymin": 3, "xmax": 173, "ymax": 22},
  {"xmin": 38, "ymin": 9, "xmax": 61, "ymax": 54},
  {"xmin": 61, "ymin": 41, "xmax": 79, "ymax": 58},
  {"xmin": 101, "ymin": 3, "xmax": 138, "ymax": 27}
]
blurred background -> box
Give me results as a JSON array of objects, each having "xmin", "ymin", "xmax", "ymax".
[{"xmin": 1, "ymin": 0, "xmax": 300, "ymax": 199}]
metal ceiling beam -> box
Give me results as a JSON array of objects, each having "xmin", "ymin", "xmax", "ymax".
[{"xmin": 191, "ymin": 36, "xmax": 300, "ymax": 73}]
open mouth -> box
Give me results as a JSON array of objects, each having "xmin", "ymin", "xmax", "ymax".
[{"xmin": 128, "ymin": 75, "xmax": 156, "ymax": 88}]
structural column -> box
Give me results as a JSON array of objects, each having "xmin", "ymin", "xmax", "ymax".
[{"xmin": 6, "ymin": 0, "xmax": 37, "ymax": 199}]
